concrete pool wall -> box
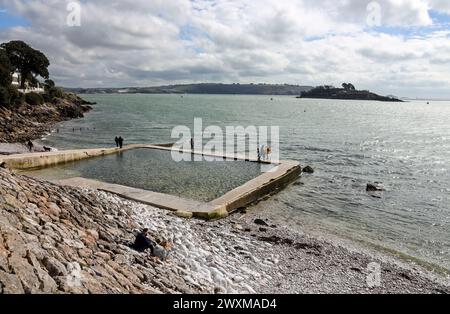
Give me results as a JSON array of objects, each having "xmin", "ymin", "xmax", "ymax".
[
  {"xmin": 0, "ymin": 144, "xmax": 301, "ymax": 219},
  {"xmin": 0, "ymin": 145, "xmax": 141, "ymax": 170}
]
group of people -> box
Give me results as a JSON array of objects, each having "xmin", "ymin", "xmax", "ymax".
[
  {"xmin": 114, "ymin": 136, "xmax": 124, "ymax": 149},
  {"xmin": 25, "ymin": 140, "xmax": 51, "ymax": 153},
  {"xmin": 132, "ymin": 228, "xmax": 172, "ymax": 261}
]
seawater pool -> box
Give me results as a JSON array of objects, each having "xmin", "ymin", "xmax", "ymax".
[{"xmin": 23, "ymin": 148, "xmax": 270, "ymax": 202}]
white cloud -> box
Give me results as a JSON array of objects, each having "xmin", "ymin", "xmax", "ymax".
[
  {"xmin": 0, "ymin": 0, "xmax": 449, "ymax": 97},
  {"xmin": 429, "ymin": 0, "xmax": 450, "ymax": 14}
]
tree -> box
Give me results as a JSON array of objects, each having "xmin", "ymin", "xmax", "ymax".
[
  {"xmin": 342, "ymin": 83, "xmax": 356, "ymax": 91},
  {"xmin": 44, "ymin": 79, "xmax": 55, "ymax": 88},
  {"xmin": 0, "ymin": 49, "xmax": 12, "ymax": 87},
  {"xmin": 0, "ymin": 41, "xmax": 49, "ymax": 89}
]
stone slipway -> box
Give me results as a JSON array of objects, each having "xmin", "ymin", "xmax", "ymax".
[{"xmin": 1, "ymin": 144, "xmax": 301, "ymax": 219}]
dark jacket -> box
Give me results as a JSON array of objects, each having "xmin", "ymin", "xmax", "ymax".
[{"xmin": 133, "ymin": 232, "xmax": 156, "ymax": 253}]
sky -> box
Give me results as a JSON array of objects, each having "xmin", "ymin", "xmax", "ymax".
[{"xmin": 0, "ymin": 0, "xmax": 449, "ymax": 98}]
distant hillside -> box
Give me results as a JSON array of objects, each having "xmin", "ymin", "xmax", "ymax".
[
  {"xmin": 298, "ymin": 84, "xmax": 403, "ymax": 102},
  {"xmin": 66, "ymin": 83, "xmax": 313, "ymax": 95}
]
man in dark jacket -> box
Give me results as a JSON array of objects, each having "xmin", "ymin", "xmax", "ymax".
[
  {"xmin": 133, "ymin": 228, "xmax": 156, "ymax": 254},
  {"xmin": 27, "ymin": 140, "xmax": 34, "ymax": 152}
]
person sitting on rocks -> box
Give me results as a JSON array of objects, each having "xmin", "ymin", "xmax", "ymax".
[
  {"xmin": 133, "ymin": 228, "xmax": 156, "ymax": 253},
  {"xmin": 131, "ymin": 228, "xmax": 173, "ymax": 261},
  {"xmin": 153, "ymin": 240, "xmax": 173, "ymax": 261}
]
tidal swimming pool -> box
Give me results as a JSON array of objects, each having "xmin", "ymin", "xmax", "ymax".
[{"xmin": 24, "ymin": 148, "xmax": 270, "ymax": 202}]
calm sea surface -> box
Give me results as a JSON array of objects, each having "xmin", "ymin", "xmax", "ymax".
[{"xmin": 41, "ymin": 94, "xmax": 450, "ymax": 270}]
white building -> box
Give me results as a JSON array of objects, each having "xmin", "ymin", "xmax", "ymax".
[
  {"xmin": 11, "ymin": 72, "xmax": 20, "ymax": 87},
  {"xmin": 11, "ymin": 71, "xmax": 45, "ymax": 94}
]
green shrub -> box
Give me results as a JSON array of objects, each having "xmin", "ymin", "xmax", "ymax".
[
  {"xmin": 0, "ymin": 86, "xmax": 25, "ymax": 108},
  {"xmin": 44, "ymin": 79, "xmax": 55, "ymax": 90},
  {"xmin": 52, "ymin": 87, "xmax": 64, "ymax": 98},
  {"xmin": 0, "ymin": 86, "xmax": 9, "ymax": 107},
  {"xmin": 42, "ymin": 92, "xmax": 51, "ymax": 103},
  {"xmin": 8, "ymin": 86, "xmax": 23, "ymax": 106},
  {"xmin": 0, "ymin": 49, "xmax": 12, "ymax": 87},
  {"xmin": 44, "ymin": 86, "xmax": 64, "ymax": 102},
  {"xmin": 25, "ymin": 92, "xmax": 44, "ymax": 106}
]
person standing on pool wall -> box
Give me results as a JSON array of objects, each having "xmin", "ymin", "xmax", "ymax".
[
  {"xmin": 27, "ymin": 140, "xmax": 34, "ymax": 152},
  {"xmin": 118, "ymin": 136, "xmax": 124, "ymax": 149}
]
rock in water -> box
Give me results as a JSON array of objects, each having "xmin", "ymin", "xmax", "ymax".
[
  {"xmin": 366, "ymin": 183, "xmax": 385, "ymax": 192},
  {"xmin": 302, "ymin": 166, "xmax": 314, "ymax": 174},
  {"xmin": 254, "ymin": 219, "xmax": 269, "ymax": 226}
]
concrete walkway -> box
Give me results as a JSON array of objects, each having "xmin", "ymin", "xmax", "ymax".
[
  {"xmin": 0, "ymin": 144, "xmax": 141, "ymax": 170},
  {"xmin": 55, "ymin": 177, "xmax": 224, "ymax": 219}
]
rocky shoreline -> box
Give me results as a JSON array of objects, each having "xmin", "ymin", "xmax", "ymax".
[
  {"xmin": 0, "ymin": 168, "xmax": 448, "ymax": 294},
  {"xmin": 0, "ymin": 93, "xmax": 92, "ymax": 145},
  {"xmin": 229, "ymin": 212, "xmax": 450, "ymax": 293}
]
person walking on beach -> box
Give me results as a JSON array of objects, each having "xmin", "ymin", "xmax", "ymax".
[
  {"xmin": 27, "ymin": 140, "xmax": 34, "ymax": 152},
  {"xmin": 118, "ymin": 136, "xmax": 124, "ymax": 149},
  {"xmin": 115, "ymin": 136, "xmax": 119, "ymax": 148}
]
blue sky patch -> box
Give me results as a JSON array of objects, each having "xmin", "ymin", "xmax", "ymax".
[
  {"xmin": 429, "ymin": 10, "xmax": 450, "ymax": 24},
  {"xmin": 0, "ymin": 9, "xmax": 29, "ymax": 29},
  {"xmin": 179, "ymin": 24, "xmax": 209, "ymax": 53},
  {"xmin": 368, "ymin": 10, "xmax": 450, "ymax": 37},
  {"xmin": 179, "ymin": 24, "xmax": 205, "ymax": 41}
]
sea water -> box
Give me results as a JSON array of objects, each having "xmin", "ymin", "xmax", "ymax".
[{"xmin": 41, "ymin": 94, "xmax": 450, "ymax": 270}]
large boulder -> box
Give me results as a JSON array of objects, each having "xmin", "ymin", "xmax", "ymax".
[{"xmin": 302, "ymin": 165, "xmax": 314, "ymax": 174}]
